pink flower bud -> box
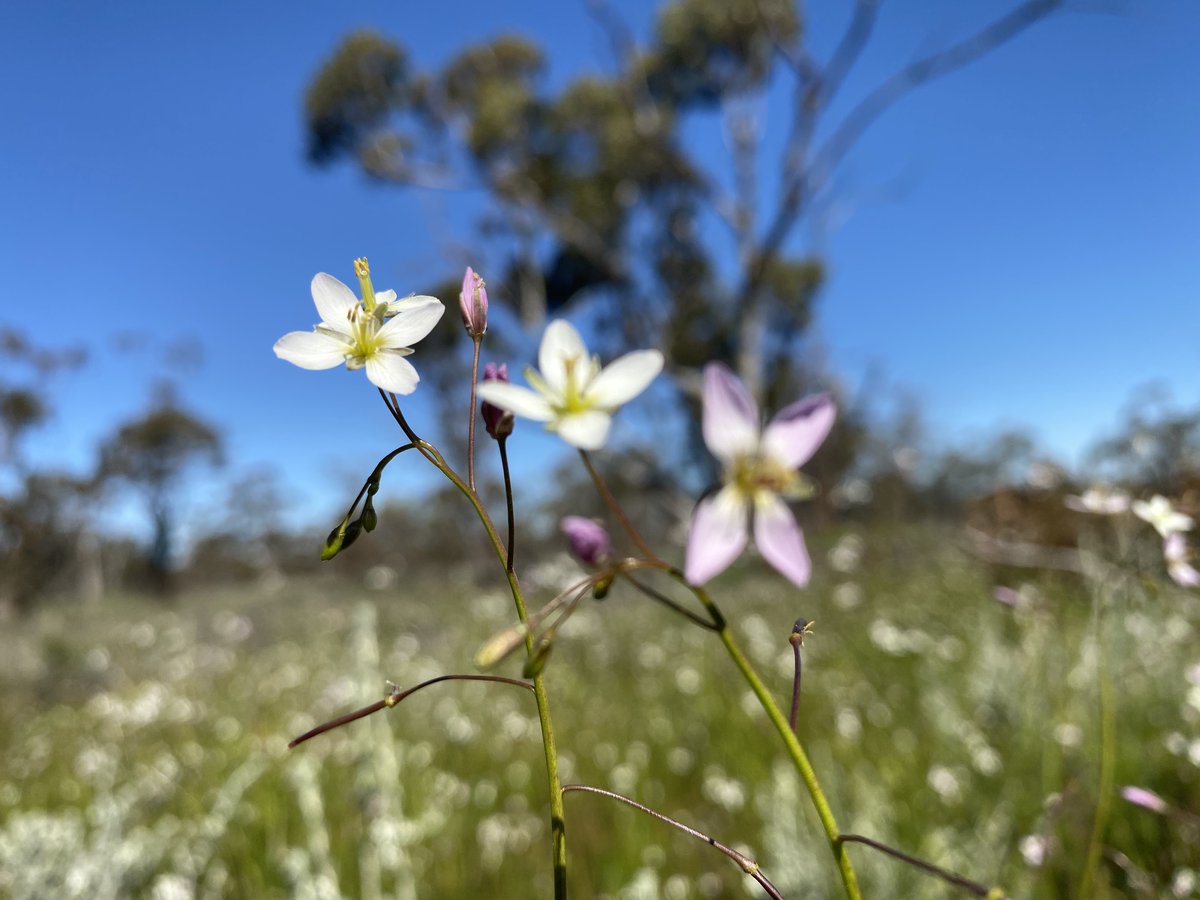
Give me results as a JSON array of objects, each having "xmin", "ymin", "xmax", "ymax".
[
  {"xmin": 481, "ymin": 362, "xmax": 513, "ymax": 439},
  {"xmin": 1120, "ymin": 786, "xmax": 1169, "ymax": 815},
  {"xmin": 460, "ymin": 266, "xmax": 488, "ymax": 338},
  {"xmin": 561, "ymin": 516, "xmax": 613, "ymax": 567}
]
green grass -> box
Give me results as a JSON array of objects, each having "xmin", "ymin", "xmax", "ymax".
[{"xmin": 2, "ymin": 525, "xmax": 1198, "ymax": 898}]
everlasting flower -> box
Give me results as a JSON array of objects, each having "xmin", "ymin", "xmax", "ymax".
[
  {"xmin": 561, "ymin": 516, "xmax": 613, "ymax": 567},
  {"xmin": 481, "ymin": 363, "xmax": 514, "ymax": 439},
  {"xmin": 1164, "ymin": 533, "xmax": 1200, "ymax": 587},
  {"xmin": 475, "ymin": 319, "xmax": 663, "ymax": 450},
  {"xmin": 274, "ymin": 262, "xmax": 444, "ymax": 395},
  {"xmin": 1064, "ymin": 486, "xmax": 1130, "ymax": 515},
  {"xmin": 685, "ymin": 362, "xmax": 835, "ymax": 588},
  {"xmin": 460, "ymin": 266, "xmax": 488, "ymax": 337},
  {"xmin": 1132, "ymin": 494, "xmax": 1195, "ymax": 538}
]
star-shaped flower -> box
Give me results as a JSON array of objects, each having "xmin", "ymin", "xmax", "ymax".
[
  {"xmin": 1132, "ymin": 494, "xmax": 1195, "ymax": 538},
  {"xmin": 475, "ymin": 319, "xmax": 663, "ymax": 450},
  {"xmin": 274, "ymin": 269, "xmax": 444, "ymax": 395},
  {"xmin": 685, "ymin": 362, "xmax": 836, "ymax": 588}
]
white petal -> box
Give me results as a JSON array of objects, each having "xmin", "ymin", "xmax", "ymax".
[
  {"xmin": 753, "ymin": 493, "xmax": 811, "ymax": 587},
  {"xmin": 701, "ymin": 363, "xmax": 760, "ymax": 462},
  {"xmin": 539, "ymin": 320, "xmax": 588, "ymax": 394},
  {"xmin": 365, "ymin": 351, "xmax": 420, "ymax": 394},
  {"xmin": 761, "ymin": 393, "xmax": 837, "ymax": 469},
  {"xmin": 382, "ymin": 293, "xmax": 438, "ymax": 316},
  {"xmin": 477, "ymin": 382, "xmax": 555, "ymax": 421},
  {"xmin": 555, "ymin": 410, "xmax": 612, "ymax": 449},
  {"xmin": 587, "ymin": 350, "xmax": 664, "ymax": 409},
  {"xmin": 311, "ymin": 273, "xmax": 360, "ymax": 324},
  {"xmin": 274, "ymin": 330, "xmax": 349, "ymax": 370},
  {"xmin": 374, "ymin": 289, "xmax": 397, "ymax": 309},
  {"xmin": 684, "ymin": 485, "xmax": 749, "ymax": 585},
  {"xmin": 378, "ymin": 296, "xmax": 445, "ymax": 347}
]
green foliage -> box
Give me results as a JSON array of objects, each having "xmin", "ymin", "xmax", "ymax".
[{"xmin": 2, "ymin": 529, "xmax": 1197, "ymax": 897}]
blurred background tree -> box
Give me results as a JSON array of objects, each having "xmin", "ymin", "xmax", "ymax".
[
  {"xmin": 97, "ymin": 383, "xmax": 224, "ymax": 596},
  {"xmin": 302, "ymin": 0, "xmax": 1064, "ymax": 495}
]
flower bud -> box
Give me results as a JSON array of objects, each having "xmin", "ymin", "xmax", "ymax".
[
  {"xmin": 561, "ymin": 516, "xmax": 613, "ymax": 567},
  {"xmin": 459, "ymin": 266, "xmax": 488, "ymax": 338},
  {"xmin": 482, "ymin": 362, "xmax": 514, "ymax": 439}
]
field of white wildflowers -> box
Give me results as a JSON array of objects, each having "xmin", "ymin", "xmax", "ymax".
[{"xmin": 3, "ymin": 522, "xmax": 1198, "ymax": 899}]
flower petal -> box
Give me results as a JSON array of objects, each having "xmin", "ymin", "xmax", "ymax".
[
  {"xmin": 685, "ymin": 485, "xmax": 749, "ymax": 585},
  {"xmin": 587, "ymin": 350, "xmax": 664, "ymax": 408},
  {"xmin": 555, "ymin": 410, "xmax": 612, "ymax": 449},
  {"xmin": 539, "ymin": 320, "xmax": 588, "ymax": 394},
  {"xmin": 365, "ymin": 351, "xmax": 420, "ymax": 395},
  {"xmin": 701, "ymin": 363, "xmax": 760, "ymax": 462},
  {"xmin": 762, "ymin": 393, "xmax": 837, "ymax": 469},
  {"xmin": 311, "ymin": 273, "xmax": 360, "ymax": 324},
  {"xmin": 753, "ymin": 493, "xmax": 811, "ymax": 587},
  {"xmin": 274, "ymin": 330, "xmax": 350, "ymax": 370},
  {"xmin": 378, "ymin": 296, "xmax": 445, "ymax": 347},
  {"xmin": 476, "ymin": 382, "xmax": 554, "ymax": 421},
  {"xmin": 374, "ymin": 289, "xmax": 397, "ymax": 309}
]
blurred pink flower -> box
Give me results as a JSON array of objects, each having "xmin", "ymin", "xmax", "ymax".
[
  {"xmin": 1064, "ymin": 486, "xmax": 1130, "ymax": 515},
  {"xmin": 1164, "ymin": 533, "xmax": 1200, "ymax": 587},
  {"xmin": 684, "ymin": 363, "xmax": 835, "ymax": 588},
  {"xmin": 561, "ymin": 516, "xmax": 613, "ymax": 567},
  {"xmin": 1120, "ymin": 785, "xmax": 1169, "ymax": 815}
]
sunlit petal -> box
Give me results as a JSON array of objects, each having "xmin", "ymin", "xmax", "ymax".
[
  {"xmin": 378, "ymin": 296, "xmax": 445, "ymax": 347},
  {"xmin": 476, "ymin": 382, "xmax": 555, "ymax": 421},
  {"xmin": 753, "ymin": 493, "xmax": 811, "ymax": 587},
  {"xmin": 365, "ymin": 351, "xmax": 420, "ymax": 395},
  {"xmin": 587, "ymin": 350, "xmax": 664, "ymax": 408},
  {"xmin": 684, "ymin": 485, "xmax": 749, "ymax": 585},
  {"xmin": 273, "ymin": 330, "xmax": 350, "ymax": 370},
  {"xmin": 555, "ymin": 410, "xmax": 612, "ymax": 449},
  {"xmin": 762, "ymin": 393, "xmax": 836, "ymax": 469},
  {"xmin": 701, "ymin": 363, "xmax": 760, "ymax": 462},
  {"xmin": 539, "ymin": 320, "xmax": 588, "ymax": 394},
  {"xmin": 311, "ymin": 273, "xmax": 359, "ymax": 324}
]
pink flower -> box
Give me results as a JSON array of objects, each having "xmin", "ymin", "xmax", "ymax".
[
  {"xmin": 684, "ymin": 363, "xmax": 836, "ymax": 588},
  {"xmin": 561, "ymin": 516, "xmax": 613, "ymax": 567},
  {"xmin": 481, "ymin": 363, "xmax": 514, "ymax": 439},
  {"xmin": 1120, "ymin": 786, "xmax": 1169, "ymax": 815},
  {"xmin": 459, "ymin": 266, "xmax": 488, "ymax": 338}
]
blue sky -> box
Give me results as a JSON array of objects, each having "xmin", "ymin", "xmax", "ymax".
[{"xmin": 1, "ymin": 2, "xmax": 1197, "ymax": 528}]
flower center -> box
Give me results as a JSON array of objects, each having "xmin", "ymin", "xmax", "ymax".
[{"xmin": 730, "ymin": 453, "xmax": 811, "ymax": 501}]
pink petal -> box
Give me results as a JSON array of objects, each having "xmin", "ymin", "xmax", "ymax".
[
  {"xmin": 761, "ymin": 393, "xmax": 836, "ymax": 469},
  {"xmin": 701, "ymin": 363, "xmax": 760, "ymax": 463},
  {"xmin": 753, "ymin": 494, "xmax": 811, "ymax": 587},
  {"xmin": 684, "ymin": 486, "xmax": 749, "ymax": 585}
]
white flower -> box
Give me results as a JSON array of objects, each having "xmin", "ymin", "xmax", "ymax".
[
  {"xmin": 1132, "ymin": 494, "xmax": 1195, "ymax": 538},
  {"xmin": 1064, "ymin": 486, "xmax": 1130, "ymax": 515},
  {"xmin": 274, "ymin": 272, "xmax": 444, "ymax": 395},
  {"xmin": 475, "ymin": 319, "xmax": 663, "ymax": 449}
]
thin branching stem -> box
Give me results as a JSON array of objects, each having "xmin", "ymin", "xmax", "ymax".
[
  {"xmin": 467, "ymin": 337, "xmax": 482, "ymax": 492},
  {"xmin": 788, "ymin": 626, "xmax": 805, "ymax": 734},
  {"xmin": 836, "ymin": 834, "xmax": 1001, "ymax": 898},
  {"xmin": 621, "ymin": 570, "xmax": 720, "ymax": 631},
  {"xmin": 578, "ymin": 449, "xmax": 660, "ymax": 561},
  {"xmin": 563, "ymin": 784, "xmax": 785, "ymax": 900},
  {"xmin": 288, "ymin": 675, "xmax": 534, "ymax": 748}
]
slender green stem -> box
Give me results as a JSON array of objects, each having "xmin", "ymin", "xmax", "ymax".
[
  {"xmin": 403, "ymin": 429, "xmax": 567, "ymax": 898},
  {"xmin": 837, "ymin": 834, "xmax": 1000, "ymax": 898},
  {"xmin": 1077, "ymin": 623, "xmax": 1116, "ymax": 898},
  {"xmin": 689, "ymin": 580, "xmax": 861, "ymax": 900},
  {"xmin": 467, "ymin": 337, "xmax": 482, "ymax": 492}
]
